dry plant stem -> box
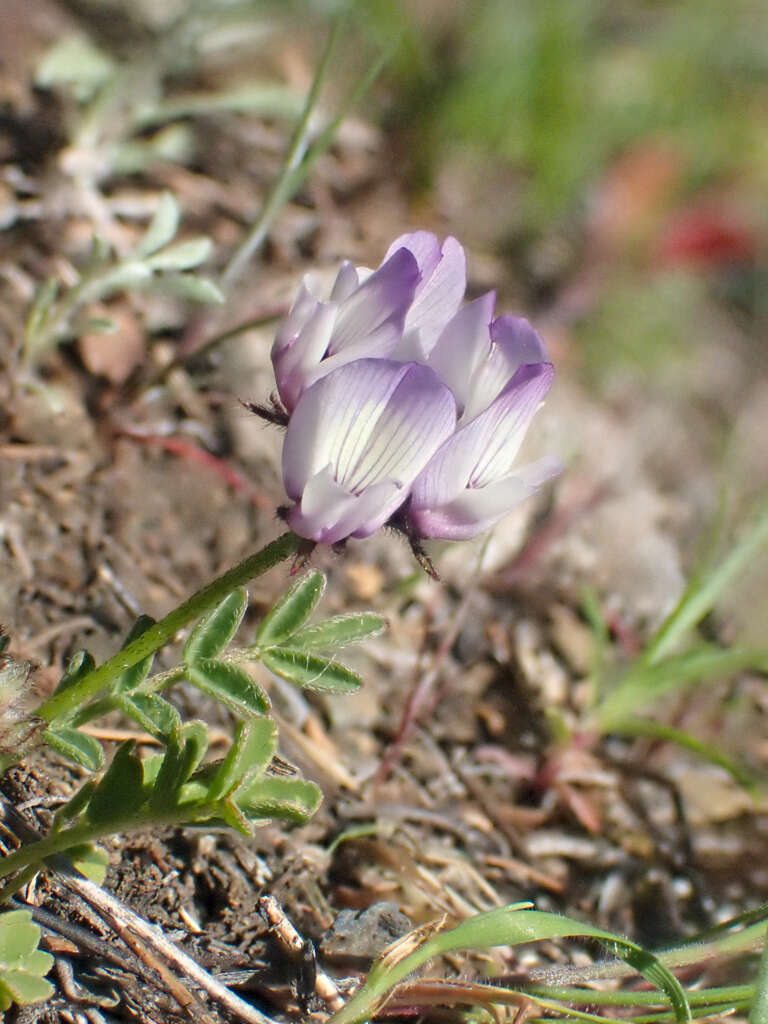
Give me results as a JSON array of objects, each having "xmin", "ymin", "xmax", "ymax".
[
  {"xmin": 258, "ymin": 895, "xmax": 344, "ymax": 1012},
  {"xmin": 376, "ymin": 535, "xmax": 492, "ymax": 783},
  {"xmin": 132, "ymin": 308, "xmax": 284, "ymax": 399},
  {"xmin": 2, "ymin": 531, "xmax": 300, "ymax": 756},
  {"xmin": 109, "ymin": 920, "xmax": 216, "ymax": 1024},
  {"xmin": 62, "ymin": 874, "xmax": 278, "ymax": 1024}
]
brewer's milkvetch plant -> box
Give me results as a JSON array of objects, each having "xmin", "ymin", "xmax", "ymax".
[{"xmin": 1, "ymin": 231, "xmax": 557, "ymax": 1008}]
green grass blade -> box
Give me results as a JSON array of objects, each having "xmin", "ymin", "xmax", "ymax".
[{"xmin": 644, "ymin": 503, "xmax": 768, "ymax": 665}]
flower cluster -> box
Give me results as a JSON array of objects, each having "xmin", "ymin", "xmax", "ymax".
[{"xmin": 267, "ymin": 232, "xmax": 559, "ymax": 553}]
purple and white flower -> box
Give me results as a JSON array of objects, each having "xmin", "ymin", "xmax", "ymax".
[
  {"xmin": 265, "ymin": 232, "xmax": 558, "ymax": 552},
  {"xmin": 406, "ymin": 361, "xmax": 559, "ymax": 541},
  {"xmin": 280, "ymin": 358, "xmax": 456, "ymax": 544},
  {"xmin": 272, "ymin": 232, "xmax": 465, "ymax": 412}
]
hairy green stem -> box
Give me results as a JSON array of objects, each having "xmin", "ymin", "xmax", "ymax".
[
  {"xmin": 22, "ymin": 532, "xmax": 298, "ymax": 739},
  {"xmin": 0, "ymin": 800, "xmax": 228, "ymax": 897}
]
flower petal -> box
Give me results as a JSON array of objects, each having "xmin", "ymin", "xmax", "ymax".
[
  {"xmin": 427, "ymin": 292, "xmax": 496, "ymax": 413},
  {"xmin": 409, "ymin": 455, "xmax": 561, "ymax": 541},
  {"xmin": 405, "ymin": 235, "xmax": 466, "ymax": 347},
  {"xmin": 272, "ymin": 299, "xmax": 337, "ymax": 410},
  {"xmin": 286, "ymin": 473, "xmax": 405, "ymax": 544},
  {"xmin": 410, "ymin": 362, "xmax": 554, "ymax": 509},
  {"xmin": 282, "ymin": 359, "xmax": 408, "ymax": 499},
  {"xmin": 330, "ymin": 261, "xmax": 360, "ymax": 302},
  {"xmin": 470, "ymin": 362, "xmax": 554, "ymax": 486},
  {"xmin": 387, "ymin": 235, "xmax": 467, "ymax": 356},
  {"xmin": 458, "ymin": 316, "xmax": 548, "ymax": 421},
  {"xmin": 384, "ymin": 231, "xmax": 442, "ymax": 279},
  {"xmin": 282, "ymin": 358, "xmax": 455, "ymax": 498},
  {"xmin": 408, "ymin": 475, "xmax": 533, "ymax": 540},
  {"xmin": 327, "ymin": 247, "xmax": 419, "ymax": 356},
  {"xmin": 343, "ymin": 361, "xmax": 456, "ymax": 492}
]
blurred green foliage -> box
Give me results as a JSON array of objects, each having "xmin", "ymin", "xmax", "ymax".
[{"xmin": 364, "ymin": 0, "xmax": 768, "ymax": 227}]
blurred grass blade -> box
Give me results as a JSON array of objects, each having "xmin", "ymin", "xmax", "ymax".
[
  {"xmin": 749, "ymin": 930, "xmax": 768, "ymax": 1024},
  {"xmin": 223, "ymin": 13, "xmax": 394, "ymax": 286},
  {"xmin": 597, "ymin": 645, "xmax": 768, "ymax": 729},
  {"xmin": 155, "ymin": 274, "xmax": 224, "ymax": 304},
  {"xmin": 644, "ymin": 503, "xmax": 768, "ymax": 665},
  {"xmin": 606, "ymin": 716, "xmax": 754, "ymax": 789},
  {"xmin": 135, "ymin": 192, "xmax": 180, "ymax": 257},
  {"xmin": 328, "ymin": 905, "xmax": 691, "ymax": 1024},
  {"xmin": 145, "ymin": 237, "xmax": 213, "ymax": 272}
]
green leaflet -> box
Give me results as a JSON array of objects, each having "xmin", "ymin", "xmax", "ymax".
[
  {"xmin": 206, "ymin": 717, "xmax": 277, "ymax": 801},
  {"xmin": 261, "ymin": 647, "xmax": 361, "ymax": 693},
  {"xmin": 44, "ymin": 726, "xmax": 104, "ymax": 771},
  {"xmin": 0, "ymin": 910, "xmax": 54, "ymax": 1010},
  {"xmin": 184, "ymin": 588, "xmax": 248, "ymax": 663},
  {"xmin": 255, "ymin": 571, "xmax": 326, "ymax": 647},
  {"xmin": 288, "ymin": 612, "xmax": 386, "ymax": 651},
  {"xmin": 186, "ymin": 659, "xmax": 269, "ymax": 715}
]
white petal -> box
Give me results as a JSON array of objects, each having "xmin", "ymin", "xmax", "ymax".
[
  {"xmin": 330, "ymin": 261, "xmax": 360, "ymax": 302},
  {"xmin": 281, "ymin": 360, "xmax": 409, "ymax": 498},
  {"xmin": 427, "ymin": 292, "xmax": 496, "ymax": 412},
  {"xmin": 344, "ymin": 363, "xmax": 456, "ymax": 492}
]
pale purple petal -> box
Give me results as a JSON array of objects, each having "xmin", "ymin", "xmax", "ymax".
[
  {"xmin": 272, "ymin": 300, "xmax": 337, "ymax": 411},
  {"xmin": 427, "ymin": 292, "xmax": 496, "ymax": 412},
  {"xmin": 405, "ymin": 235, "xmax": 466, "ymax": 348},
  {"xmin": 408, "ymin": 453, "xmax": 561, "ymax": 542},
  {"xmin": 408, "ymin": 362, "xmax": 554, "ymax": 539},
  {"xmin": 330, "ymin": 261, "xmax": 361, "ymax": 302},
  {"xmin": 411, "ymin": 362, "xmax": 553, "ymax": 506},
  {"xmin": 327, "ymin": 247, "xmax": 419, "ymax": 356},
  {"xmin": 272, "ymin": 276, "xmax": 322, "ymax": 359},
  {"xmin": 301, "ymin": 316, "xmax": 403, "ymax": 392},
  {"xmin": 333, "ymin": 479, "xmax": 405, "ymax": 541},
  {"xmin": 384, "ymin": 231, "xmax": 442, "ymax": 280},
  {"xmin": 281, "ymin": 358, "xmax": 457, "ymax": 543},
  {"xmin": 490, "ymin": 315, "xmax": 548, "ymax": 364},
  {"xmin": 285, "ymin": 471, "xmax": 404, "ymax": 545},
  {"xmin": 386, "ymin": 234, "xmax": 467, "ymax": 357},
  {"xmin": 282, "ymin": 359, "xmax": 411, "ymax": 499},
  {"xmin": 458, "ymin": 316, "xmax": 548, "ymax": 421},
  {"xmin": 342, "ymin": 362, "xmax": 456, "ymax": 492},
  {"xmin": 470, "ymin": 362, "xmax": 554, "ymax": 486},
  {"xmin": 408, "ymin": 475, "xmax": 534, "ymax": 540}
]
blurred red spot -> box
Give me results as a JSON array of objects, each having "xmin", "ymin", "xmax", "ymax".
[{"xmin": 658, "ymin": 206, "xmax": 757, "ymax": 268}]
